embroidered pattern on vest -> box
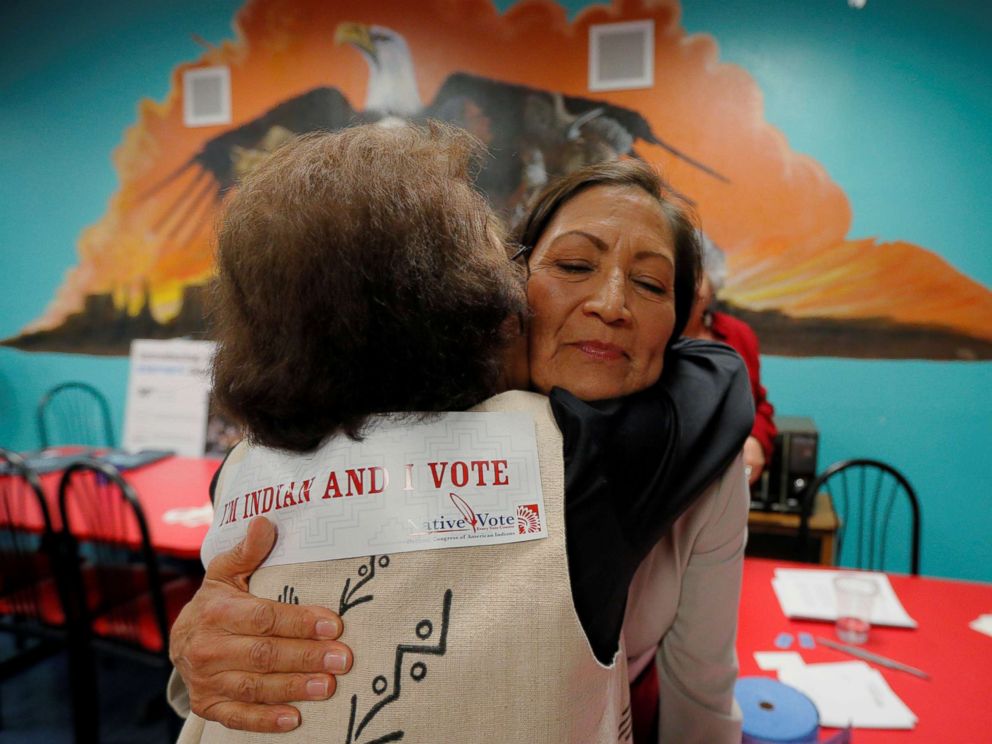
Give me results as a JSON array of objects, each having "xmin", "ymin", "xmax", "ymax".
[
  {"xmin": 339, "ymin": 554, "xmax": 390, "ymax": 616},
  {"xmin": 345, "ymin": 588, "xmax": 453, "ymax": 744},
  {"xmin": 276, "ymin": 585, "xmax": 299, "ymax": 604},
  {"xmin": 618, "ymin": 703, "xmax": 633, "ymax": 742}
]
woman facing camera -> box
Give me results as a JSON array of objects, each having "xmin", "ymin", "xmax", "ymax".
[
  {"xmin": 515, "ymin": 169, "xmax": 753, "ymax": 743},
  {"xmin": 171, "ymin": 125, "xmax": 752, "ymax": 743}
]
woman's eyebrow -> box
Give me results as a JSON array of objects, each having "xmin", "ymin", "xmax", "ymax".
[
  {"xmin": 551, "ymin": 230, "xmax": 674, "ymax": 269},
  {"xmin": 634, "ymin": 251, "xmax": 675, "ymax": 270},
  {"xmin": 551, "ymin": 230, "xmax": 608, "ymax": 252}
]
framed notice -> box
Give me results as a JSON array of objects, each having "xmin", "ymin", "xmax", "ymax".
[{"xmin": 123, "ymin": 339, "xmax": 215, "ymax": 456}]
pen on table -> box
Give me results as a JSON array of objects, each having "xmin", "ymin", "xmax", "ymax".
[{"xmin": 815, "ymin": 636, "xmax": 930, "ymax": 680}]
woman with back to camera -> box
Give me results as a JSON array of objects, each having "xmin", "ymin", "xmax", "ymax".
[{"xmin": 170, "ymin": 124, "xmax": 753, "ymax": 743}]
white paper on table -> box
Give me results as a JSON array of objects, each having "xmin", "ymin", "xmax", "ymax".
[
  {"xmin": 771, "ymin": 568, "xmax": 917, "ymax": 628},
  {"xmin": 162, "ymin": 504, "xmax": 214, "ymax": 528},
  {"xmin": 969, "ymin": 613, "xmax": 992, "ymax": 638},
  {"xmin": 778, "ymin": 660, "xmax": 917, "ymax": 729},
  {"xmin": 754, "ymin": 651, "xmax": 806, "ymax": 673}
]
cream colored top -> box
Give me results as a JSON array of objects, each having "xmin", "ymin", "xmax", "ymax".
[
  {"xmin": 170, "ymin": 405, "xmax": 749, "ymax": 744},
  {"xmin": 623, "ymin": 454, "xmax": 748, "ymax": 744},
  {"xmin": 177, "ymin": 391, "xmax": 632, "ymax": 744}
]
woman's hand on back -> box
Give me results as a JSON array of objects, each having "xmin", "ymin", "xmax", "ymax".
[
  {"xmin": 169, "ymin": 518, "xmax": 353, "ymax": 732},
  {"xmin": 742, "ymin": 436, "xmax": 766, "ymax": 485}
]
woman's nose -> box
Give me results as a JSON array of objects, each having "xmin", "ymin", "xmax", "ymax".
[{"xmin": 582, "ymin": 271, "xmax": 632, "ymax": 324}]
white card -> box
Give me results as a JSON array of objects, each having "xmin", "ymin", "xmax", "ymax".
[
  {"xmin": 122, "ymin": 339, "xmax": 214, "ymax": 456},
  {"xmin": 969, "ymin": 614, "xmax": 992, "ymax": 638},
  {"xmin": 201, "ymin": 411, "xmax": 547, "ymax": 568},
  {"xmin": 754, "ymin": 651, "xmax": 806, "ymax": 673}
]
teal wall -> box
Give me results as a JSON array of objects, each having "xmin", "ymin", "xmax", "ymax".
[
  {"xmin": 665, "ymin": 0, "xmax": 992, "ymax": 583},
  {"xmin": 0, "ymin": 0, "xmax": 244, "ymax": 457},
  {"xmin": 1, "ymin": 0, "xmax": 990, "ymax": 581}
]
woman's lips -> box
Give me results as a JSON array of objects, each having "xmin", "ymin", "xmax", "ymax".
[{"xmin": 574, "ymin": 341, "xmax": 626, "ymax": 360}]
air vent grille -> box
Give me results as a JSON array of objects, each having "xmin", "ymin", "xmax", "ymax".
[
  {"xmin": 589, "ymin": 20, "xmax": 654, "ymax": 92},
  {"xmin": 183, "ymin": 66, "xmax": 232, "ymax": 127}
]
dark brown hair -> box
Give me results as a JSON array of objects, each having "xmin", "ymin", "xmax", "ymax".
[
  {"xmin": 211, "ymin": 124, "xmax": 527, "ymax": 452},
  {"xmin": 514, "ymin": 159, "xmax": 701, "ymax": 345}
]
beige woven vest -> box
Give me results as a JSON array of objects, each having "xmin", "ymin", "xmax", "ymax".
[{"xmin": 180, "ymin": 390, "xmax": 630, "ymax": 744}]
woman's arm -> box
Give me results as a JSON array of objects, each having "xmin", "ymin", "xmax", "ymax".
[
  {"xmin": 655, "ymin": 456, "xmax": 747, "ymax": 743},
  {"xmin": 169, "ymin": 518, "xmax": 353, "ymax": 733}
]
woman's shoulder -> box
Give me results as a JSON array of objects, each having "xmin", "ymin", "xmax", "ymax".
[
  {"xmin": 666, "ymin": 337, "xmax": 751, "ymax": 399},
  {"xmin": 668, "ymin": 336, "xmax": 747, "ymax": 370},
  {"xmin": 470, "ymin": 390, "xmax": 551, "ymax": 415},
  {"xmin": 471, "ymin": 391, "xmax": 562, "ymax": 450},
  {"xmin": 664, "ymin": 338, "xmax": 754, "ymax": 444},
  {"xmin": 687, "ymin": 454, "xmax": 750, "ymax": 552},
  {"xmin": 209, "ymin": 440, "xmax": 250, "ymax": 502}
]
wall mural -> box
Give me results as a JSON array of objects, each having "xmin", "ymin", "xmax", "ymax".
[{"xmin": 5, "ymin": 0, "xmax": 991, "ymax": 359}]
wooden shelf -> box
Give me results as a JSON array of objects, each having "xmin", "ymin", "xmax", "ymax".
[{"xmin": 746, "ymin": 492, "xmax": 838, "ymax": 565}]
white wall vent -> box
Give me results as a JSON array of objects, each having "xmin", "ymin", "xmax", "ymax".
[
  {"xmin": 588, "ymin": 20, "xmax": 654, "ymax": 92},
  {"xmin": 183, "ymin": 66, "xmax": 232, "ymax": 127}
]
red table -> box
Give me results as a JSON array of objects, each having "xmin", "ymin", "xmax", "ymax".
[
  {"xmin": 11, "ymin": 455, "xmax": 218, "ymax": 743},
  {"xmin": 31, "ymin": 455, "xmax": 219, "ymax": 560},
  {"xmin": 738, "ymin": 558, "xmax": 992, "ymax": 742}
]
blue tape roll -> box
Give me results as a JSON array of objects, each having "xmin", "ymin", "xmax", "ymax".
[{"xmin": 735, "ymin": 677, "xmax": 820, "ymax": 743}]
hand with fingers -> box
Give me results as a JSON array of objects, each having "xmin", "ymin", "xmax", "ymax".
[{"xmin": 169, "ymin": 517, "xmax": 353, "ymax": 733}]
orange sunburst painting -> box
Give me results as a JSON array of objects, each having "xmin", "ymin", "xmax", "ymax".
[{"xmin": 6, "ymin": 0, "xmax": 991, "ymax": 359}]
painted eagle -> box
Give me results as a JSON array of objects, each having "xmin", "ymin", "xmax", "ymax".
[{"xmin": 144, "ymin": 21, "xmax": 726, "ymax": 243}]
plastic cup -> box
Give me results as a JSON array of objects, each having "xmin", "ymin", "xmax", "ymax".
[{"xmin": 833, "ymin": 574, "xmax": 878, "ymax": 644}]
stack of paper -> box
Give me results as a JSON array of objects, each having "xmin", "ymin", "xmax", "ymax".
[
  {"xmin": 771, "ymin": 568, "xmax": 917, "ymax": 627},
  {"xmin": 970, "ymin": 614, "xmax": 992, "ymax": 638},
  {"xmin": 777, "ymin": 660, "xmax": 917, "ymax": 729}
]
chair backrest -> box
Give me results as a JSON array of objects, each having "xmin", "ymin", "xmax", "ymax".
[
  {"xmin": 800, "ymin": 458, "xmax": 921, "ymax": 575},
  {"xmin": 37, "ymin": 382, "xmax": 115, "ymax": 449},
  {"xmin": 57, "ymin": 459, "xmax": 170, "ymax": 656},
  {"xmin": 0, "ymin": 449, "xmax": 62, "ymax": 627}
]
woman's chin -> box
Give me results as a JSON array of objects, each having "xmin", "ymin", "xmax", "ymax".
[
  {"xmin": 536, "ymin": 377, "xmax": 628, "ymax": 402},
  {"xmin": 573, "ymin": 385, "xmax": 627, "ymax": 402}
]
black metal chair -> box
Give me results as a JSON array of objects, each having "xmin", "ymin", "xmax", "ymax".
[
  {"xmin": 0, "ymin": 449, "xmax": 69, "ymax": 730},
  {"xmin": 58, "ymin": 459, "xmax": 196, "ymax": 741},
  {"xmin": 799, "ymin": 458, "xmax": 921, "ymax": 575},
  {"xmin": 37, "ymin": 381, "xmax": 115, "ymax": 448}
]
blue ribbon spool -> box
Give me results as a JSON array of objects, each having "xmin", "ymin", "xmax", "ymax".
[{"xmin": 735, "ymin": 677, "xmax": 820, "ymax": 743}]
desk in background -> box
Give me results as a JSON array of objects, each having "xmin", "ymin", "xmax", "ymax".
[
  {"xmin": 738, "ymin": 558, "xmax": 992, "ymax": 742},
  {"xmin": 747, "ymin": 491, "xmax": 838, "ymax": 565}
]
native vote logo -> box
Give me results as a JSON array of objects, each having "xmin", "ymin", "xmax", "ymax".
[
  {"xmin": 424, "ymin": 493, "xmax": 541, "ymax": 536},
  {"xmin": 515, "ymin": 504, "xmax": 541, "ymax": 534}
]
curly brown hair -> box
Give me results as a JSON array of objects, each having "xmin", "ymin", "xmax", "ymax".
[
  {"xmin": 211, "ymin": 124, "xmax": 527, "ymax": 452},
  {"xmin": 513, "ymin": 159, "xmax": 701, "ymax": 346}
]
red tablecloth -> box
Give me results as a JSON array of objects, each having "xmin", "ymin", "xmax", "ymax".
[
  {"xmin": 738, "ymin": 558, "xmax": 992, "ymax": 742},
  {"xmin": 31, "ymin": 455, "xmax": 218, "ymax": 560}
]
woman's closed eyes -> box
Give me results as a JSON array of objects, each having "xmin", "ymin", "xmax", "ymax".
[{"xmin": 546, "ymin": 258, "xmax": 671, "ymax": 300}]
